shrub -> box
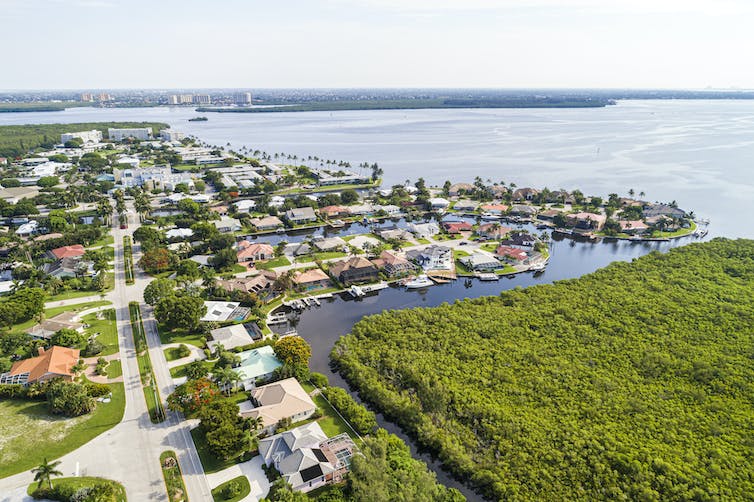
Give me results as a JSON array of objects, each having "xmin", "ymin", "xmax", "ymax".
[
  {"xmin": 176, "ymin": 344, "xmax": 191, "ymax": 358},
  {"xmin": 310, "ymin": 372, "xmax": 329, "ymax": 388},
  {"xmin": 224, "ymin": 480, "xmax": 242, "ymax": 499},
  {"xmin": 46, "ymin": 380, "xmax": 95, "ymax": 416},
  {"xmin": 321, "ymin": 387, "xmax": 377, "ymax": 435},
  {"xmin": 83, "ymin": 340, "xmax": 104, "ymax": 357},
  {"xmin": 84, "ymin": 382, "xmax": 111, "ymax": 398}
]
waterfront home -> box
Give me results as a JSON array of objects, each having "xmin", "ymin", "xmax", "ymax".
[
  {"xmin": 453, "ymin": 200, "xmax": 479, "ymax": 211},
  {"xmin": 319, "ymin": 205, "xmax": 351, "ymax": 218},
  {"xmin": 461, "ymin": 252, "xmax": 502, "ymax": 272},
  {"xmin": 510, "ymin": 204, "xmax": 538, "ymax": 217},
  {"xmin": 618, "ymin": 220, "xmax": 650, "ymax": 234},
  {"xmin": 285, "ymin": 242, "xmax": 312, "ymax": 257},
  {"xmin": 237, "ymin": 241, "xmax": 274, "ymax": 263},
  {"xmin": 477, "ymin": 223, "xmax": 512, "ymax": 240},
  {"xmin": 512, "ymin": 187, "xmax": 540, "ymax": 201},
  {"xmin": 329, "ymin": 256, "xmax": 379, "ymax": 285},
  {"xmin": 538, "ymin": 209, "xmax": 564, "ymax": 220},
  {"xmin": 375, "ymin": 227, "xmax": 412, "ymax": 241},
  {"xmin": 376, "ymin": 204, "xmax": 401, "ymax": 215},
  {"xmin": 165, "ymin": 228, "xmax": 194, "ymax": 240},
  {"xmin": 26, "ymin": 311, "xmax": 85, "ymax": 340},
  {"xmin": 293, "ymin": 269, "xmax": 332, "ymax": 291},
  {"xmin": 213, "ymin": 216, "xmax": 242, "ymax": 233},
  {"xmin": 407, "ymin": 245, "xmax": 453, "ymax": 271},
  {"xmin": 233, "ymin": 345, "xmax": 283, "ymax": 389},
  {"xmin": 501, "ymin": 232, "xmax": 538, "ymax": 247},
  {"xmin": 234, "ymin": 199, "xmax": 256, "ymax": 214},
  {"xmin": 250, "ymin": 215, "xmax": 284, "ymax": 231},
  {"xmin": 643, "ymin": 203, "xmax": 686, "ymax": 219},
  {"xmin": 215, "ymin": 272, "xmax": 276, "ymax": 294},
  {"xmin": 348, "ymin": 235, "xmax": 380, "ymax": 251},
  {"xmin": 208, "ymin": 324, "xmax": 255, "ymax": 353},
  {"xmin": 407, "ymin": 222, "xmax": 440, "ymax": 239},
  {"xmin": 200, "ymin": 301, "xmax": 250, "ymax": 322},
  {"xmin": 286, "ymin": 207, "xmax": 318, "ymax": 225},
  {"xmin": 496, "ymin": 245, "xmax": 528, "ymax": 263},
  {"xmin": 312, "ymin": 236, "xmax": 347, "ymax": 252},
  {"xmin": 258, "ymin": 422, "xmax": 356, "ymax": 493},
  {"xmin": 480, "ymin": 204, "xmax": 509, "ymax": 216},
  {"xmin": 428, "ymin": 197, "xmax": 450, "ymax": 210},
  {"xmin": 448, "ymin": 183, "xmax": 475, "ymax": 196},
  {"xmin": 547, "ymin": 190, "xmax": 574, "ymax": 204},
  {"xmin": 347, "ymin": 204, "xmax": 375, "ymax": 216},
  {"xmin": 371, "ymin": 250, "xmax": 416, "ymax": 277},
  {"xmin": 239, "ymin": 378, "xmax": 317, "ymax": 435},
  {"xmin": 0, "ymin": 346, "xmax": 79, "ymax": 385},
  {"xmin": 566, "ymin": 212, "xmax": 607, "ymax": 230},
  {"xmin": 442, "ymin": 221, "xmax": 473, "ymax": 234}
]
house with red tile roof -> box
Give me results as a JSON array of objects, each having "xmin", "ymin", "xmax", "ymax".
[
  {"xmin": 237, "ymin": 241, "xmax": 274, "ymax": 263},
  {"xmin": 480, "ymin": 204, "xmax": 509, "ymax": 215},
  {"xmin": 319, "ymin": 206, "xmax": 351, "ymax": 218},
  {"xmin": 293, "ymin": 269, "xmax": 332, "ymax": 291},
  {"xmin": 495, "ymin": 245, "xmax": 528, "ymax": 263},
  {"xmin": 48, "ymin": 244, "xmax": 86, "ymax": 260},
  {"xmin": 618, "ymin": 220, "xmax": 650, "ymax": 234},
  {"xmin": 442, "ymin": 221, "xmax": 473, "ymax": 234},
  {"xmin": 0, "ymin": 346, "xmax": 79, "ymax": 385}
]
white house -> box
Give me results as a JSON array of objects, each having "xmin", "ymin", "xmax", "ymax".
[
  {"xmin": 407, "ymin": 222, "xmax": 440, "ymax": 239},
  {"xmin": 213, "ymin": 216, "xmax": 242, "ymax": 233}
]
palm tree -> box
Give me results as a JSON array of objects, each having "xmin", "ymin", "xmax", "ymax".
[
  {"xmin": 248, "ymin": 415, "xmax": 264, "ymax": 434},
  {"xmin": 32, "ymin": 458, "xmax": 63, "ymax": 490},
  {"xmin": 213, "ymin": 367, "xmax": 242, "ymax": 395}
]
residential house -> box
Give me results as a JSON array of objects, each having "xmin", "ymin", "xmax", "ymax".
[
  {"xmin": 250, "ymin": 216, "xmax": 284, "ymax": 231},
  {"xmin": 293, "ymin": 269, "xmax": 332, "ymax": 291},
  {"xmin": 619, "ymin": 220, "xmax": 650, "ymax": 235},
  {"xmin": 461, "ymin": 252, "xmax": 502, "ymax": 272},
  {"xmin": 329, "ymin": 257, "xmax": 379, "ymax": 285},
  {"xmin": 239, "ymin": 378, "xmax": 317, "ymax": 435},
  {"xmin": 285, "ymin": 207, "xmax": 318, "ymax": 225},
  {"xmin": 442, "ymin": 221, "xmax": 472, "ymax": 234},
  {"xmin": 496, "ymin": 245, "xmax": 528, "ymax": 263},
  {"xmin": 428, "ymin": 197, "xmax": 450, "ymax": 210},
  {"xmin": 643, "ymin": 203, "xmax": 686, "ymax": 219},
  {"xmin": 319, "ymin": 206, "xmax": 351, "ymax": 218},
  {"xmin": 376, "ymin": 204, "xmax": 401, "ymax": 216},
  {"xmin": 512, "ymin": 187, "xmax": 540, "ymax": 201},
  {"xmin": 566, "ymin": 212, "xmax": 607, "ymax": 231},
  {"xmin": 237, "ymin": 241, "xmax": 274, "ymax": 263},
  {"xmin": 448, "ymin": 183, "xmax": 475, "ymax": 196},
  {"xmin": 548, "ymin": 190, "xmax": 574, "ymax": 204},
  {"xmin": 510, "ymin": 204, "xmax": 538, "ymax": 217},
  {"xmin": 26, "ymin": 311, "xmax": 85, "ymax": 340},
  {"xmin": 0, "ymin": 346, "xmax": 79, "ymax": 385},
  {"xmin": 453, "ymin": 200, "xmax": 479, "ymax": 212},
  {"xmin": 375, "ymin": 227, "xmax": 412, "ymax": 241},
  {"xmin": 347, "ymin": 235, "xmax": 380, "ymax": 251},
  {"xmin": 258, "ymin": 422, "xmax": 356, "ymax": 493},
  {"xmin": 371, "ymin": 250, "xmax": 416, "ymax": 276},
  {"xmin": 165, "ymin": 228, "xmax": 194, "ymax": 240},
  {"xmin": 233, "ymin": 345, "xmax": 283, "ymax": 389},
  {"xmin": 200, "ymin": 301, "xmax": 250, "ymax": 322},
  {"xmin": 284, "ymin": 242, "xmax": 312, "ymax": 257},
  {"xmin": 538, "ymin": 209, "xmax": 564, "ymax": 221},
  {"xmin": 47, "ymin": 245, "xmax": 86, "ymax": 261},
  {"xmin": 213, "ymin": 216, "xmax": 242, "ymax": 233},
  {"xmin": 215, "ymin": 272, "xmax": 276, "ymax": 295},
  {"xmin": 477, "ymin": 223, "xmax": 512, "ymax": 240},
  {"xmin": 234, "ymin": 199, "xmax": 256, "ymax": 214},
  {"xmin": 500, "ymin": 233, "xmax": 538, "ymax": 247},
  {"xmin": 407, "ymin": 222, "xmax": 439, "ymax": 239},
  {"xmin": 45, "ymin": 257, "xmax": 94, "ymax": 278},
  {"xmin": 406, "ymin": 245, "xmax": 452, "ymax": 271},
  {"xmin": 346, "ymin": 204, "xmax": 374, "ymax": 216},
  {"xmin": 480, "ymin": 204, "xmax": 509, "ymax": 216},
  {"xmin": 207, "ymin": 324, "xmax": 255, "ymax": 353},
  {"xmin": 189, "ymin": 255, "xmax": 213, "ymax": 267},
  {"xmin": 0, "ymin": 186, "xmax": 41, "ymax": 204},
  {"xmin": 312, "ymin": 236, "xmax": 347, "ymax": 252},
  {"xmin": 16, "ymin": 220, "xmax": 39, "ymax": 236}
]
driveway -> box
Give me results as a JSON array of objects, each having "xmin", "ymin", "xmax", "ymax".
[{"xmin": 205, "ymin": 456, "xmax": 270, "ymax": 502}]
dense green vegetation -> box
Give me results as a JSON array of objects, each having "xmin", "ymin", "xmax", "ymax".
[
  {"xmin": 197, "ymin": 97, "xmax": 612, "ymax": 114},
  {"xmin": 0, "ymin": 121, "xmax": 168, "ymax": 158},
  {"xmin": 27, "ymin": 475, "xmax": 126, "ymax": 502},
  {"xmin": 332, "ymin": 239, "xmax": 754, "ymax": 501}
]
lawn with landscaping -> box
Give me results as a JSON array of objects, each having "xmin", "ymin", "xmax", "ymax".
[
  {"xmin": 160, "ymin": 450, "xmax": 188, "ymax": 502},
  {"xmin": 212, "ymin": 475, "xmax": 251, "ymax": 502},
  {"xmin": 27, "ymin": 476, "xmax": 126, "ymax": 502}
]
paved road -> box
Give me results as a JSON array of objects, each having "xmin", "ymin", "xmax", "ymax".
[{"xmin": 0, "ymin": 203, "xmax": 212, "ymax": 501}]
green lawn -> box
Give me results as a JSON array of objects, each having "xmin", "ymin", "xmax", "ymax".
[
  {"xmin": 170, "ymin": 360, "xmax": 214, "ymax": 379},
  {"xmin": 256, "ymin": 256, "xmax": 291, "ymax": 270},
  {"xmin": 129, "ymin": 303, "xmax": 165, "ymax": 423},
  {"xmin": 190, "ymin": 427, "xmax": 253, "ymax": 474},
  {"xmin": 212, "ymin": 475, "xmax": 251, "ymax": 502},
  {"xmin": 312, "ymin": 393, "xmax": 357, "ymax": 439},
  {"xmin": 88, "ymin": 234, "xmax": 115, "ymax": 248},
  {"xmin": 27, "ymin": 476, "xmax": 126, "ymax": 502},
  {"xmin": 0, "ymin": 382, "xmax": 125, "ymax": 478},
  {"xmin": 416, "ymin": 237, "xmax": 431, "ymax": 245},
  {"xmin": 164, "ymin": 346, "xmax": 189, "ymax": 361},
  {"xmin": 83, "ymin": 308, "xmax": 119, "ymax": 356},
  {"xmin": 158, "ymin": 324, "xmax": 205, "ymax": 348},
  {"xmin": 160, "ymin": 451, "xmax": 188, "ymax": 502},
  {"xmin": 106, "ymin": 359, "xmax": 122, "ymax": 379},
  {"xmin": 45, "ymin": 277, "xmax": 113, "ymax": 302},
  {"xmin": 496, "ymin": 264, "xmax": 518, "ymax": 275},
  {"xmin": 296, "ymin": 251, "xmax": 347, "ymax": 263},
  {"xmin": 10, "ymin": 300, "xmax": 111, "ymax": 335},
  {"xmin": 455, "ymin": 260, "xmax": 473, "ymax": 275}
]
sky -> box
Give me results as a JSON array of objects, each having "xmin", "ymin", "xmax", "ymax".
[{"xmin": 1, "ymin": 0, "xmax": 753, "ymax": 90}]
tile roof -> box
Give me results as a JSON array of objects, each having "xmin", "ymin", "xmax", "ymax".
[
  {"xmin": 50, "ymin": 244, "xmax": 86, "ymax": 259},
  {"xmin": 8, "ymin": 346, "xmax": 80, "ymax": 383}
]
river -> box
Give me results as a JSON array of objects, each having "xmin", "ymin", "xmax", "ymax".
[{"xmin": 1, "ymin": 101, "xmax": 749, "ymax": 499}]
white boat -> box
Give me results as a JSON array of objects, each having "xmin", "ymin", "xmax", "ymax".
[
  {"xmin": 405, "ymin": 275, "xmax": 434, "ymax": 289},
  {"xmin": 349, "ymin": 285, "xmax": 365, "ymax": 297},
  {"xmin": 529, "ymin": 262, "xmax": 546, "ymax": 271}
]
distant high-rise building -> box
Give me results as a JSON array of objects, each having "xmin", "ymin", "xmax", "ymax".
[
  {"xmin": 108, "ymin": 128, "xmax": 152, "ymax": 141},
  {"xmin": 194, "ymin": 94, "xmax": 211, "ymax": 105},
  {"xmin": 97, "ymin": 93, "xmax": 113, "ymax": 102},
  {"xmin": 159, "ymin": 130, "xmax": 186, "ymax": 142},
  {"xmin": 61, "ymin": 130, "xmax": 103, "ymax": 144},
  {"xmin": 168, "ymin": 95, "xmax": 179, "ymax": 105},
  {"xmin": 234, "ymin": 92, "xmax": 252, "ymax": 105},
  {"xmin": 80, "ymin": 93, "xmax": 94, "ymax": 102},
  {"xmin": 179, "ymin": 94, "xmax": 194, "ymax": 104}
]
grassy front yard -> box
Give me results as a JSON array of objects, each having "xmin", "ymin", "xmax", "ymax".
[
  {"xmin": 212, "ymin": 475, "xmax": 251, "ymax": 502},
  {"xmin": 296, "ymin": 251, "xmax": 347, "ymax": 263},
  {"xmin": 256, "ymin": 255, "xmax": 291, "ymax": 270},
  {"xmin": 158, "ymin": 324, "xmax": 205, "ymax": 347},
  {"xmin": 0, "ymin": 382, "xmax": 125, "ymax": 479},
  {"xmin": 106, "ymin": 359, "xmax": 122, "ymax": 379},
  {"xmin": 190, "ymin": 427, "xmax": 254, "ymax": 474},
  {"xmin": 10, "ymin": 300, "xmax": 111, "ymax": 335},
  {"xmin": 83, "ymin": 308, "xmax": 119, "ymax": 356},
  {"xmin": 27, "ymin": 476, "xmax": 126, "ymax": 501}
]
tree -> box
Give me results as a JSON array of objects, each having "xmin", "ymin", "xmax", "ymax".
[
  {"xmin": 37, "ymin": 176, "xmax": 60, "ymax": 188},
  {"xmin": 199, "ymin": 397, "xmax": 242, "ymax": 431},
  {"xmin": 340, "ymin": 189, "xmax": 359, "ymax": 204},
  {"xmin": 205, "ymin": 423, "xmax": 249, "ymax": 460},
  {"xmin": 216, "ymin": 350, "xmax": 241, "ymax": 369},
  {"xmin": 46, "ymin": 380, "xmax": 95, "ymax": 416},
  {"xmin": 139, "ymin": 248, "xmax": 174, "ymax": 274},
  {"xmin": 273, "ymin": 336, "xmax": 311, "ymax": 367},
  {"xmin": 210, "ymin": 248, "xmax": 238, "ymax": 272},
  {"xmin": 175, "ymin": 259, "xmax": 200, "ymax": 281},
  {"xmin": 213, "ymin": 366, "xmax": 242, "ymax": 395},
  {"xmin": 143, "ymin": 278, "xmax": 176, "ymax": 305},
  {"xmin": 50, "ymin": 328, "xmax": 85, "ymax": 348},
  {"xmin": 167, "ymin": 378, "xmax": 219, "ymax": 415},
  {"xmin": 185, "ymin": 360, "xmax": 209, "ymax": 380},
  {"xmin": 154, "ymin": 295, "xmax": 206, "ymax": 330},
  {"xmin": 32, "ymin": 458, "xmax": 62, "ymax": 490}
]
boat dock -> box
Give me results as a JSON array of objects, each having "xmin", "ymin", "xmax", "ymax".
[
  {"xmin": 476, "ymin": 273, "xmax": 499, "ymax": 281},
  {"xmin": 267, "ymin": 312, "xmax": 289, "ymax": 325}
]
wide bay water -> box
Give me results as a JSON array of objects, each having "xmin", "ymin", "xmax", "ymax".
[{"xmin": 2, "ymin": 101, "xmax": 752, "ymax": 498}]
